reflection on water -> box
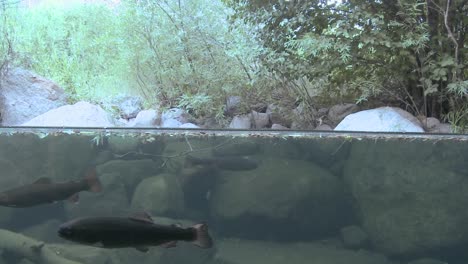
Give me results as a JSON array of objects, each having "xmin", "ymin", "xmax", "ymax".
[{"xmin": 0, "ymin": 128, "xmax": 467, "ymax": 264}]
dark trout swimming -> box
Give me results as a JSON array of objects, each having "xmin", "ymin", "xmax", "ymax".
[
  {"xmin": 0, "ymin": 169, "xmax": 101, "ymax": 208},
  {"xmin": 58, "ymin": 212, "xmax": 213, "ymax": 252}
]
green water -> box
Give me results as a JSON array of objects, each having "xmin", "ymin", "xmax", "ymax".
[{"xmin": 0, "ymin": 127, "xmax": 467, "ymax": 264}]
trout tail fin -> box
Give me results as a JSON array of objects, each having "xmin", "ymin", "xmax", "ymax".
[{"xmin": 192, "ymin": 223, "xmax": 213, "ymax": 248}]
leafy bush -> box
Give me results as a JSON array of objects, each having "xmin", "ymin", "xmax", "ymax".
[
  {"xmin": 4, "ymin": 0, "xmax": 266, "ymax": 120},
  {"xmin": 228, "ymin": 0, "xmax": 468, "ymax": 118}
]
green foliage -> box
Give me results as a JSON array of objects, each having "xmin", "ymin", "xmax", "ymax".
[
  {"xmin": 229, "ymin": 0, "xmax": 468, "ymax": 118},
  {"xmin": 444, "ymin": 103, "xmax": 468, "ymax": 133},
  {"xmin": 0, "ymin": 0, "xmax": 18, "ymax": 81},
  {"xmin": 12, "ymin": 3, "xmax": 135, "ymax": 100},
  {"xmin": 120, "ymin": 0, "xmax": 266, "ymax": 118},
  {"xmin": 3, "ymin": 0, "xmax": 265, "ymax": 120}
]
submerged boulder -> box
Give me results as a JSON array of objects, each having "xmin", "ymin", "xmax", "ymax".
[
  {"xmin": 213, "ymin": 239, "xmax": 394, "ymax": 264},
  {"xmin": 131, "ymin": 173, "xmax": 184, "ymax": 216},
  {"xmin": 344, "ymin": 139, "xmax": 468, "ymax": 256},
  {"xmin": 210, "ymin": 157, "xmax": 351, "ymax": 240}
]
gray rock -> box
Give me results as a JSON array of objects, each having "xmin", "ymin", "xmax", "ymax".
[
  {"xmin": 161, "ymin": 118, "xmax": 183, "ymax": 128},
  {"xmin": 315, "ymin": 124, "xmax": 333, "ymax": 130},
  {"xmin": 93, "ymin": 150, "xmax": 114, "ymax": 165},
  {"xmin": 211, "ymin": 158, "xmax": 348, "ymax": 238},
  {"xmin": 65, "ymin": 171, "xmax": 130, "ymax": 218},
  {"xmin": 212, "ymin": 141, "xmax": 261, "ymax": 157},
  {"xmin": 20, "ymin": 219, "xmax": 62, "ymax": 243},
  {"xmin": 429, "ymin": 123, "xmax": 453, "ymax": 133},
  {"xmin": 179, "ymin": 122, "xmax": 200, "ymax": 128},
  {"xmin": 229, "ymin": 115, "xmax": 251, "ymax": 129},
  {"xmin": 21, "ymin": 101, "xmax": 115, "ymax": 127},
  {"xmin": 162, "ymin": 108, "xmax": 191, "ymax": 124},
  {"xmin": 344, "ymin": 139, "xmax": 468, "ymax": 256},
  {"xmin": 271, "ymin": 124, "xmax": 288, "ymax": 129},
  {"xmin": 48, "ymin": 244, "xmax": 116, "ymax": 263},
  {"xmin": 0, "ymin": 68, "xmax": 67, "ymax": 125},
  {"xmin": 115, "ymin": 96, "xmax": 143, "ymax": 119},
  {"xmin": 17, "ymin": 259, "xmax": 34, "ymax": 264},
  {"xmin": 335, "ymin": 107, "xmax": 424, "ymax": 132},
  {"xmin": 131, "ymin": 109, "xmax": 160, "ymax": 127},
  {"xmin": 214, "ymin": 239, "xmax": 394, "ymax": 264},
  {"xmin": 340, "ymin": 225, "xmax": 369, "ymax": 249},
  {"xmin": 225, "ymin": 96, "xmax": 242, "ymax": 116},
  {"xmin": 251, "ymin": 110, "xmax": 269, "ymax": 128},
  {"xmin": 131, "ymin": 174, "xmax": 184, "ymax": 216},
  {"xmin": 96, "ymin": 159, "xmax": 161, "ymax": 195},
  {"xmin": 266, "ymin": 104, "xmax": 293, "ymax": 127},
  {"xmin": 65, "ymin": 159, "xmax": 160, "ymax": 218},
  {"xmin": 408, "ymin": 258, "xmax": 448, "ymax": 264},
  {"xmin": 327, "ymin": 104, "xmax": 359, "ymax": 126},
  {"xmin": 41, "ymin": 134, "xmax": 98, "ymax": 181},
  {"xmin": 419, "ymin": 117, "xmax": 440, "ymax": 130},
  {"xmin": 290, "ymin": 104, "xmax": 317, "ymax": 129}
]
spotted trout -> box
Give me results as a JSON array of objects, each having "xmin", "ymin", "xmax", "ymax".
[
  {"xmin": 58, "ymin": 212, "xmax": 213, "ymax": 252},
  {"xmin": 0, "ymin": 168, "xmax": 101, "ymax": 207}
]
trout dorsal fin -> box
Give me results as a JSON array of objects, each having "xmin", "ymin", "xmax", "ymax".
[
  {"xmin": 33, "ymin": 178, "xmax": 52, "ymax": 184},
  {"xmin": 129, "ymin": 212, "xmax": 154, "ymax": 224}
]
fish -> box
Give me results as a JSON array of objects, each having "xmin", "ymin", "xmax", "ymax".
[
  {"xmin": 0, "ymin": 168, "xmax": 101, "ymax": 208},
  {"xmin": 186, "ymin": 155, "xmax": 258, "ymax": 171},
  {"xmin": 58, "ymin": 212, "xmax": 213, "ymax": 252}
]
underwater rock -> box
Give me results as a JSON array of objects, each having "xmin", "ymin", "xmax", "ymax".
[
  {"xmin": 407, "ymin": 258, "xmax": 448, "ymax": 264},
  {"xmin": 408, "ymin": 258, "xmax": 448, "ymax": 264},
  {"xmin": 48, "ymin": 243, "xmax": 115, "ymax": 264},
  {"xmin": 340, "ymin": 225, "xmax": 369, "ymax": 249},
  {"xmin": 64, "ymin": 172, "xmax": 129, "ymax": 218},
  {"xmin": 17, "ymin": 259, "xmax": 34, "ymax": 264},
  {"xmin": 210, "ymin": 158, "xmax": 351, "ymax": 240},
  {"xmin": 261, "ymin": 137, "xmax": 307, "ymax": 160},
  {"xmin": 107, "ymin": 136, "xmax": 140, "ymax": 155},
  {"xmin": 160, "ymin": 241, "xmax": 216, "ymax": 264},
  {"xmin": 179, "ymin": 166, "xmax": 220, "ymax": 218},
  {"xmin": 97, "ymin": 159, "xmax": 161, "ymax": 196},
  {"xmin": 213, "ymin": 239, "xmax": 394, "ymax": 264},
  {"xmin": 185, "ymin": 155, "xmax": 259, "ymax": 171},
  {"xmin": 0, "ymin": 133, "xmax": 44, "ymax": 180},
  {"xmin": 344, "ymin": 139, "xmax": 468, "ymax": 256},
  {"xmin": 41, "ymin": 134, "xmax": 98, "ymax": 181},
  {"xmin": 131, "ymin": 174, "xmax": 184, "ymax": 216},
  {"xmin": 211, "ymin": 141, "xmax": 261, "ymax": 157},
  {"xmin": 20, "ymin": 219, "xmax": 63, "ymax": 244},
  {"xmin": 0, "ymin": 158, "xmax": 28, "ymax": 226}
]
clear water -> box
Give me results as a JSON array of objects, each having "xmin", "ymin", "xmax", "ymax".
[{"xmin": 0, "ymin": 127, "xmax": 467, "ymax": 264}]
